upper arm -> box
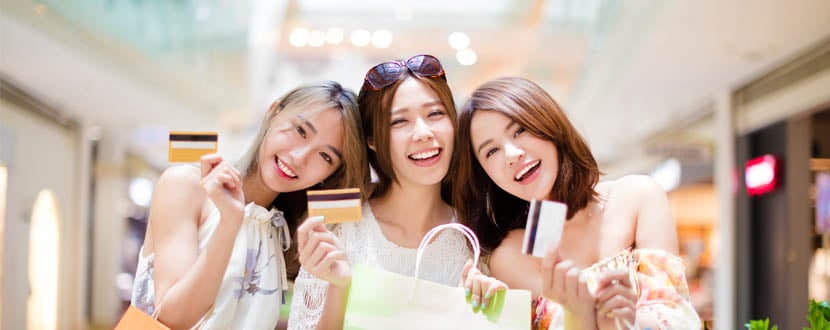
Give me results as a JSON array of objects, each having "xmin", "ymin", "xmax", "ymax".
[
  {"xmin": 626, "ymin": 175, "xmax": 679, "ymax": 254},
  {"xmin": 148, "ymin": 165, "xmax": 206, "ymax": 302},
  {"xmin": 489, "ymin": 229, "xmax": 543, "ymax": 297}
]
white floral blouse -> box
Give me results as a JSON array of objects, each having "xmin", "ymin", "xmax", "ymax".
[{"xmin": 131, "ymin": 202, "xmax": 290, "ymax": 329}]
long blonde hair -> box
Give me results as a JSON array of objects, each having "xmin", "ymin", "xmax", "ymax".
[{"xmin": 236, "ymin": 81, "xmax": 368, "ymax": 279}]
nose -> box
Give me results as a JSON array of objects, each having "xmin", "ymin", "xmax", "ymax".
[
  {"xmin": 411, "ymin": 118, "xmax": 435, "ymax": 142},
  {"xmin": 504, "ymin": 143, "xmax": 525, "ymax": 167},
  {"xmin": 289, "ymin": 144, "xmax": 312, "ymax": 169}
]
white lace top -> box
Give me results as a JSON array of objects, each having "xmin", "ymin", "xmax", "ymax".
[
  {"xmin": 287, "ymin": 202, "xmax": 473, "ymax": 330},
  {"xmin": 131, "ymin": 202, "xmax": 291, "ymax": 329}
]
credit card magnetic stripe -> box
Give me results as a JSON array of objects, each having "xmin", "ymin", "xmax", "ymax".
[
  {"xmin": 307, "ymin": 188, "xmax": 362, "ymax": 223},
  {"xmin": 523, "ymin": 200, "xmax": 542, "ymax": 254},
  {"xmin": 306, "ymin": 191, "xmax": 361, "ymax": 202},
  {"xmin": 169, "ymin": 132, "xmax": 218, "ymax": 162},
  {"xmin": 169, "ymin": 133, "xmax": 218, "ymax": 141}
]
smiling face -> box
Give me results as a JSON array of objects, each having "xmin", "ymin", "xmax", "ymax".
[
  {"xmin": 257, "ymin": 106, "xmax": 345, "ymax": 193},
  {"xmin": 470, "ymin": 110, "xmax": 559, "ymax": 202},
  {"xmin": 381, "ymin": 77, "xmax": 455, "ymax": 188}
]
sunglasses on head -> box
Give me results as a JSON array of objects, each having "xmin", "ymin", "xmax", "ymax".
[{"xmin": 363, "ymin": 54, "xmax": 446, "ymax": 91}]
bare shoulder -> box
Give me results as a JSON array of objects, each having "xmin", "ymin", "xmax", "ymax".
[
  {"xmin": 150, "ymin": 165, "xmax": 206, "ymax": 221},
  {"xmin": 156, "ymin": 165, "xmax": 202, "ymax": 193},
  {"xmin": 490, "ymin": 230, "xmax": 525, "ymax": 264},
  {"xmin": 607, "ymin": 176, "xmax": 678, "ymax": 252}
]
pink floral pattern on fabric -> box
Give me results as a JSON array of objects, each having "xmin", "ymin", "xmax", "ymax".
[{"xmin": 530, "ymin": 249, "xmax": 701, "ymax": 330}]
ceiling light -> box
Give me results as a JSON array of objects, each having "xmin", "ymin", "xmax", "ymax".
[
  {"xmin": 289, "ymin": 28, "xmax": 309, "ymax": 47},
  {"xmin": 308, "ymin": 30, "xmax": 326, "ymax": 47},
  {"xmin": 456, "ymin": 48, "xmax": 477, "ymax": 66},
  {"xmin": 448, "ymin": 32, "xmax": 470, "ymax": 50},
  {"xmin": 371, "ymin": 30, "xmax": 393, "ymax": 49},
  {"xmin": 351, "ymin": 29, "xmax": 371, "ymax": 47},
  {"xmin": 326, "ymin": 28, "xmax": 344, "ymax": 45}
]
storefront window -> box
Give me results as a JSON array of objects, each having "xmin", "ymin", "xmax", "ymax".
[{"xmin": 27, "ymin": 189, "xmax": 59, "ymax": 330}]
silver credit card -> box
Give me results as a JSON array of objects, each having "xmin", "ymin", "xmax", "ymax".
[{"xmin": 522, "ymin": 199, "xmax": 567, "ymax": 258}]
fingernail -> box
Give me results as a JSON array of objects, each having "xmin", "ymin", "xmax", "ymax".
[
  {"xmin": 484, "ymin": 292, "xmax": 492, "ymax": 299},
  {"xmin": 471, "ymin": 298, "xmax": 479, "ymax": 309},
  {"xmin": 465, "ymin": 288, "xmax": 471, "ymax": 297},
  {"xmin": 481, "ymin": 301, "xmax": 488, "ymax": 310},
  {"xmin": 310, "ymin": 216, "xmax": 325, "ymax": 223}
]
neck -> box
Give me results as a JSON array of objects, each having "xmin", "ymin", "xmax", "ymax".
[
  {"xmin": 371, "ymin": 181, "xmax": 451, "ymax": 235},
  {"xmin": 243, "ymin": 171, "xmax": 279, "ymax": 208}
]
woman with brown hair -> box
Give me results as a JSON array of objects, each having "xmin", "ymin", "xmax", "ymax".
[
  {"xmin": 454, "ymin": 77, "xmax": 701, "ymax": 329},
  {"xmin": 289, "ymin": 55, "xmax": 505, "ymax": 330},
  {"xmin": 130, "ymin": 81, "xmax": 369, "ymax": 329}
]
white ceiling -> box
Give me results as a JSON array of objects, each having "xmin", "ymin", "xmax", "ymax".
[{"xmin": 1, "ymin": 0, "xmax": 829, "ymax": 173}]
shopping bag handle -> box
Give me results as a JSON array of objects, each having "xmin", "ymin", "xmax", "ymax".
[{"xmin": 414, "ymin": 223, "xmax": 481, "ymax": 279}]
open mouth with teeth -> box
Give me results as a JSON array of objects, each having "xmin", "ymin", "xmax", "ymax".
[
  {"xmin": 407, "ymin": 148, "xmax": 442, "ymax": 165},
  {"xmin": 514, "ymin": 160, "xmax": 541, "ymax": 182},
  {"xmin": 276, "ymin": 157, "xmax": 298, "ymax": 179}
]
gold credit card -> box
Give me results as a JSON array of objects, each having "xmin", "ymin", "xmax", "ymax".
[
  {"xmin": 168, "ymin": 131, "xmax": 218, "ymax": 162},
  {"xmin": 307, "ymin": 188, "xmax": 362, "ymax": 224}
]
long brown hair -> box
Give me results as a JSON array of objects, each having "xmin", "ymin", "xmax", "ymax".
[
  {"xmin": 357, "ymin": 68, "xmax": 458, "ymax": 204},
  {"xmin": 454, "ymin": 77, "xmax": 600, "ymax": 252},
  {"xmin": 237, "ymin": 80, "xmax": 368, "ymax": 278}
]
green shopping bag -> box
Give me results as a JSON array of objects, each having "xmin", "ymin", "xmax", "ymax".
[{"xmin": 343, "ymin": 223, "xmax": 531, "ymax": 330}]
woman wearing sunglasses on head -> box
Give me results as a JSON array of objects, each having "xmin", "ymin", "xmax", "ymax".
[
  {"xmin": 129, "ymin": 82, "xmax": 368, "ymax": 329},
  {"xmin": 288, "ymin": 55, "xmax": 506, "ymax": 330},
  {"xmin": 454, "ymin": 77, "xmax": 701, "ymax": 329}
]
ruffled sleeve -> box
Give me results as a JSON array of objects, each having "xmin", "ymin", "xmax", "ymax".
[
  {"xmin": 286, "ymin": 266, "xmax": 329, "ymax": 330},
  {"xmin": 633, "ymin": 249, "xmax": 701, "ymax": 330}
]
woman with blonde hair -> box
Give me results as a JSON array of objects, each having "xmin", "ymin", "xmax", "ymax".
[{"xmin": 130, "ymin": 81, "xmax": 369, "ymax": 329}]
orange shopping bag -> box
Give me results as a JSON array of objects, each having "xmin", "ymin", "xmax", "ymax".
[{"xmin": 114, "ymin": 305, "xmax": 171, "ymax": 330}]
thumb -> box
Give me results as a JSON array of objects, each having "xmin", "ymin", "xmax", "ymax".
[
  {"xmin": 541, "ymin": 240, "xmax": 562, "ymax": 272},
  {"xmin": 460, "ymin": 259, "xmax": 474, "ymax": 284},
  {"xmin": 200, "ymin": 154, "xmax": 222, "ymax": 178}
]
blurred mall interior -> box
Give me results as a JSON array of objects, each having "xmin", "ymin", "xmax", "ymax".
[{"xmin": 1, "ymin": 0, "xmax": 829, "ymax": 329}]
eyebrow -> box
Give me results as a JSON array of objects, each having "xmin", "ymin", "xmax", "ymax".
[
  {"xmin": 296, "ymin": 115, "xmax": 317, "ymax": 134},
  {"xmin": 327, "ymin": 146, "xmax": 343, "ymax": 162},
  {"xmin": 391, "ymin": 100, "xmax": 444, "ymax": 115},
  {"xmin": 476, "ymin": 120, "xmax": 517, "ymax": 154}
]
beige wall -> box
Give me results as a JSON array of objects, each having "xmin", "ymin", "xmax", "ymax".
[{"xmin": 0, "ymin": 99, "xmax": 86, "ymax": 329}]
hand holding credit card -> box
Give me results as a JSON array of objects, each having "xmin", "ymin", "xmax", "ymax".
[
  {"xmin": 307, "ymin": 188, "xmax": 362, "ymax": 224},
  {"xmin": 522, "ymin": 199, "xmax": 567, "ymax": 258},
  {"xmin": 168, "ymin": 131, "xmax": 218, "ymax": 162}
]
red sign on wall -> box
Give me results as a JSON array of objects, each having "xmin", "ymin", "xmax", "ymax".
[{"xmin": 745, "ymin": 155, "xmax": 778, "ymax": 196}]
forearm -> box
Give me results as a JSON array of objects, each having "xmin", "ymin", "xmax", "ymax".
[
  {"xmin": 316, "ymin": 284, "xmax": 350, "ymax": 330},
  {"xmin": 158, "ymin": 219, "xmax": 241, "ymax": 328}
]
